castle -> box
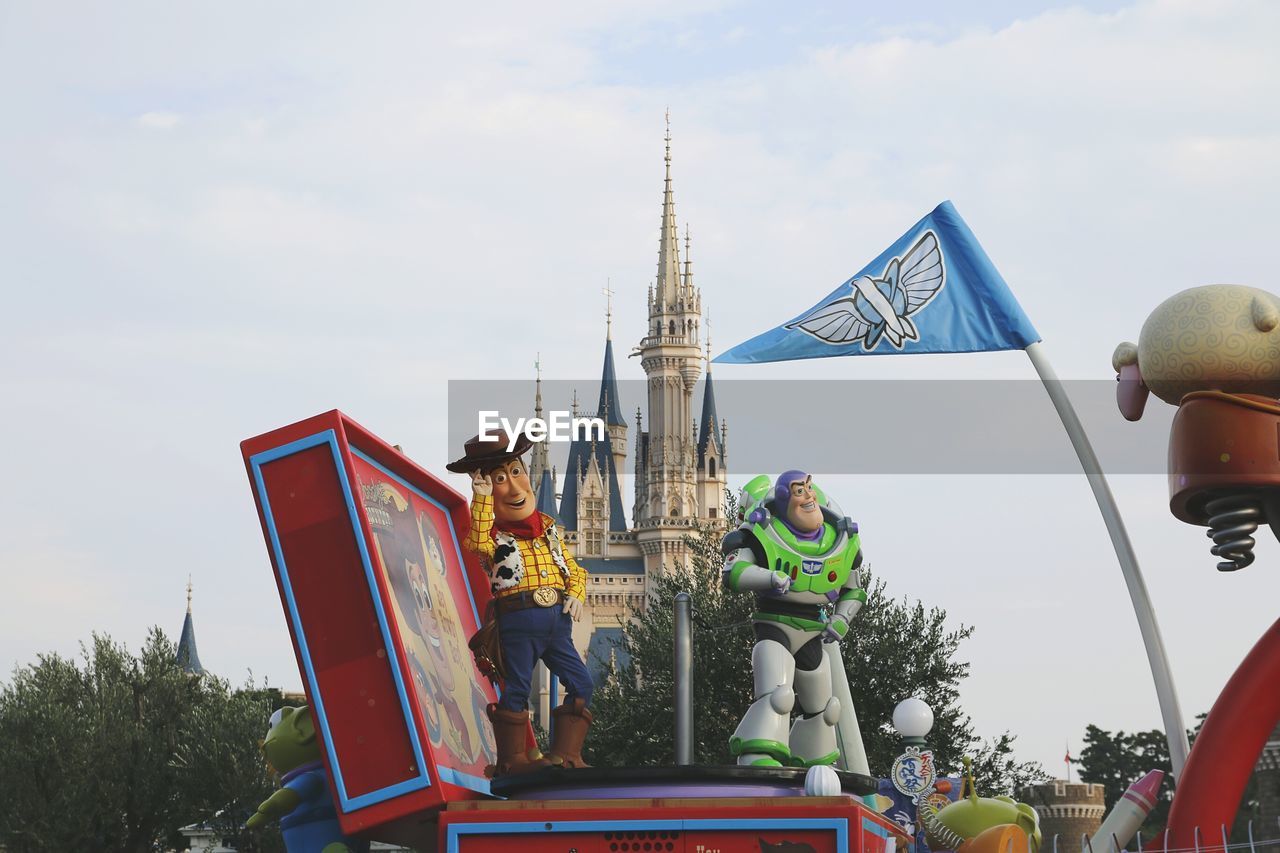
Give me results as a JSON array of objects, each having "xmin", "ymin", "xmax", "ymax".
[{"xmin": 526, "ymin": 119, "xmax": 730, "ymax": 668}]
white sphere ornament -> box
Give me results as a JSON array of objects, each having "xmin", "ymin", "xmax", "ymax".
[
  {"xmin": 804, "ymin": 764, "xmax": 841, "ymax": 797},
  {"xmin": 892, "ymin": 697, "xmax": 934, "ymax": 738}
]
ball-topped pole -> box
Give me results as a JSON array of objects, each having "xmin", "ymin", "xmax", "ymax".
[{"xmin": 892, "ymin": 697, "xmax": 934, "ymax": 746}]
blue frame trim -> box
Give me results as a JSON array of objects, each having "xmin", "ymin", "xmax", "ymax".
[
  {"xmin": 862, "ymin": 815, "xmax": 893, "ymax": 839},
  {"xmin": 445, "ymin": 817, "xmax": 848, "ymax": 853},
  {"xmin": 436, "ymin": 766, "xmax": 492, "ymax": 795},
  {"xmin": 249, "ymin": 430, "xmax": 432, "ymax": 813}
]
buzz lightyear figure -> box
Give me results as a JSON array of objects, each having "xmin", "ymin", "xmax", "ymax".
[{"xmin": 722, "ymin": 470, "xmax": 867, "ymax": 768}]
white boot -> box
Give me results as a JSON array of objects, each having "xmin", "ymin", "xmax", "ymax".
[
  {"xmin": 730, "ymin": 638, "xmax": 795, "ymax": 766},
  {"xmin": 789, "ymin": 654, "xmax": 840, "ymax": 766}
]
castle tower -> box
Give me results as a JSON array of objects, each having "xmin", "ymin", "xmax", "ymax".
[
  {"xmin": 1022, "ymin": 780, "xmax": 1106, "ymax": 846},
  {"xmin": 175, "ymin": 577, "xmax": 205, "ymax": 675},
  {"xmin": 636, "ymin": 115, "xmax": 703, "ymax": 574},
  {"xmin": 695, "ymin": 314, "xmax": 728, "ymax": 522}
]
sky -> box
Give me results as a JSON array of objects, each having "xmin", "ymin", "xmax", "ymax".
[{"xmin": 2, "ymin": 0, "xmax": 1278, "ymax": 778}]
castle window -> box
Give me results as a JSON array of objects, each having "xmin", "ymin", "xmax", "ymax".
[
  {"xmin": 668, "ymin": 320, "xmax": 675, "ymax": 335},
  {"xmin": 709, "ymin": 507, "xmax": 717, "ymax": 519},
  {"xmin": 584, "ymin": 530, "xmax": 602, "ymax": 554},
  {"xmin": 709, "ymin": 457, "xmax": 717, "ymax": 477}
]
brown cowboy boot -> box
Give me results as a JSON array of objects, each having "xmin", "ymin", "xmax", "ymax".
[
  {"xmin": 486, "ymin": 703, "xmax": 551, "ymax": 777},
  {"xmin": 545, "ymin": 698, "xmax": 593, "ymax": 769}
]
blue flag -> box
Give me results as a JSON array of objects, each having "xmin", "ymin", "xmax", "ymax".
[{"xmin": 715, "ymin": 201, "xmax": 1040, "ymax": 364}]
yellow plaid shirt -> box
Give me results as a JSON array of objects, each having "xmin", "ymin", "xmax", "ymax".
[{"xmin": 464, "ymin": 495, "xmax": 587, "ymax": 601}]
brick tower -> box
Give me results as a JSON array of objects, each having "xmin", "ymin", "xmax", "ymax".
[{"xmin": 1022, "ymin": 780, "xmax": 1107, "ymax": 846}]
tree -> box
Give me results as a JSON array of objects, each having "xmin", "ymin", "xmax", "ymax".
[
  {"xmin": 586, "ymin": 508, "xmax": 1045, "ymax": 793},
  {"xmin": 1078, "ymin": 724, "xmax": 1175, "ymax": 840},
  {"xmin": 0, "ymin": 628, "xmax": 282, "ymax": 852},
  {"xmin": 1077, "ymin": 717, "xmax": 1263, "ymax": 844}
]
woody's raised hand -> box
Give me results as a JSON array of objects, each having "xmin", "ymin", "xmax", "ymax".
[{"xmin": 472, "ymin": 470, "xmax": 492, "ymax": 496}]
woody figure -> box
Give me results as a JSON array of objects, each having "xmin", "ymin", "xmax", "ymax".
[{"xmin": 447, "ymin": 430, "xmax": 594, "ymax": 776}]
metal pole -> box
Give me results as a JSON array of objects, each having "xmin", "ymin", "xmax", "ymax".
[
  {"xmin": 1025, "ymin": 341, "xmax": 1190, "ymax": 778},
  {"xmin": 674, "ymin": 591, "xmax": 694, "ymax": 765}
]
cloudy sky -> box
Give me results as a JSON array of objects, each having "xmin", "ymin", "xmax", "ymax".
[{"xmin": 2, "ymin": 0, "xmax": 1278, "ymax": 777}]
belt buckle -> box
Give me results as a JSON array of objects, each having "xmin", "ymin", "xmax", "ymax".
[{"xmin": 532, "ymin": 587, "xmax": 559, "ymax": 608}]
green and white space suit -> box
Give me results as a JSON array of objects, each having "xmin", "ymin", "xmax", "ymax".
[{"xmin": 721, "ymin": 474, "xmax": 867, "ymax": 768}]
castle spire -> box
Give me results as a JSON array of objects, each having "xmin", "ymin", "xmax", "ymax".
[
  {"xmin": 175, "ymin": 577, "xmax": 205, "ymax": 675},
  {"xmin": 683, "ymin": 224, "xmax": 694, "ymax": 293},
  {"xmin": 656, "ymin": 112, "xmax": 682, "ymax": 306},
  {"xmin": 535, "ymin": 353, "xmax": 543, "ymax": 413},
  {"xmin": 603, "ymin": 281, "xmax": 613, "ymax": 341},
  {"xmin": 597, "ymin": 318, "xmax": 627, "ymax": 428},
  {"xmin": 530, "ymin": 354, "xmax": 549, "ymax": 486},
  {"xmin": 697, "ymin": 320, "xmax": 723, "ymax": 467},
  {"xmin": 535, "ymin": 466, "xmax": 558, "ymax": 518}
]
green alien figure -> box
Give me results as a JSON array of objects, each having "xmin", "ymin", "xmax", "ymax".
[{"xmin": 246, "ymin": 705, "xmax": 370, "ymax": 853}]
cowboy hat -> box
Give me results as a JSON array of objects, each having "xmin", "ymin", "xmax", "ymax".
[{"xmin": 445, "ymin": 429, "xmax": 535, "ymax": 473}]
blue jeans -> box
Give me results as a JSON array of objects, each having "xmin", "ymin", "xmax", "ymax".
[{"xmin": 498, "ymin": 605, "xmax": 594, "ymax": 712}]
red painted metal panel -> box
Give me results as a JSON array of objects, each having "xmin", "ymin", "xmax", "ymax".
[
  {"xmin": 257, "ymin": 443, "xmax": 419, "ymax": 799},
  {"xmin": 242, "ymin": 410, "xmax": 505, "ymax": 839}
]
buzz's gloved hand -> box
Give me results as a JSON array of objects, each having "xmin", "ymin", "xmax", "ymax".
[
  {"xmin": 771, "ymin": 570, "xmax": 792, "ymax": 594},
  {"xmin": 821, "ymin": 614, "xmax": 849, "ymax": 644},
  {"xmin": 822, "ymin": 595, "xmax": 864, "ymax": 643}
]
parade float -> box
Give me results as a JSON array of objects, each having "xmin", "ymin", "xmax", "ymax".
[{"xmin": 239, "ymin": 201, "xmax": 1280, "ymax": 853}]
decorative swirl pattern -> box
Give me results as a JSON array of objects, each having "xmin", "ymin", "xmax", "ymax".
[{"xmin": 1136, "ymin": 285, "xmax": 1280, "ymax": 404}]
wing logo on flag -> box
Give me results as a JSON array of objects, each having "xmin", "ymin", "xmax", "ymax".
[{"xmin": 784, "ymin": 231, "xmax": 946, "ymax": 351}]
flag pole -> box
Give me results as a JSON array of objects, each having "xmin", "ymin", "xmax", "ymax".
[{"xmin": 1024, "ymin": 341, "xmax": 1190, "ymax": 779}]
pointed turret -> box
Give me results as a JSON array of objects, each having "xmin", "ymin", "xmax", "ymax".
[
  {"xmin": 695, "ymin": 322, "xmax": 728, "ymax": 521},
  {"xmin": 655, "ymin": 111, "xmax": 682, "ymax": 307},
  {"xmin": 697, "ymin": 326, "xmax": 722, "ymax": 466},
  {"xmin": 176, "ymin": 578, "xmax": 205, "ymax": 675},
  {"xmin": 529, "ymin": 353, "xmax": 549, "ymax": 487},
  {"xmin": 682, "ymin": 225, "xmax": 694, "ymax": 293},
  {"xmin": 535, "ymin": 466, "xmax": 558, "ymax": 518},
  {"xmin": 597, "ymin": 340, "xmax": 626, "ymax": 428}
]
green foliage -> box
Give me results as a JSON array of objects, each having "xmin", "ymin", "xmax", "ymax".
[
  {"xmin": 1078, "ymin": 724, "xmax": 1175, "ymax": 840},
  {"xmin": 1075, "ymin": 716, "xmax": 1267, "ymax": 844},
  {"xmin": 586, "ymin": 505, "xmax": 1044, "ymax": 793},
  {"xmin": 585, "ymin": 515, "xmax": 755, "ymax": 767},
  {"xmin": 0, "ymin": 628, "xmax": 283, "ymax": 853}
]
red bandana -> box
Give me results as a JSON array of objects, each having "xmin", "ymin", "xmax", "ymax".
[{"xmin": 495, "ymin": 512, "xmax": 546, "ymax": 541}]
